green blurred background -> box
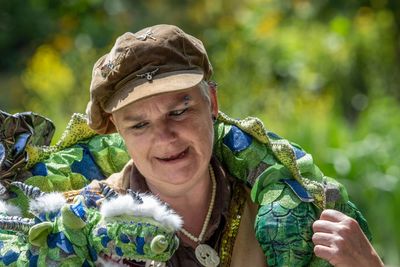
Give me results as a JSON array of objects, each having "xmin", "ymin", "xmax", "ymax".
[{"xmin": 1, "ymin": 0, "xmax": 399, "ymax": 264}]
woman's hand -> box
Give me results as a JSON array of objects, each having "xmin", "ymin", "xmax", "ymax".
[{"xmin": 312, "ymin": 209, "xmax": 384, "ymax": 267}]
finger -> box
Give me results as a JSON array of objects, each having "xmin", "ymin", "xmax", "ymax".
[
  {"xmin": 312, "ymin": 219, "xmax": 341, "ymax": 233},
  {"xmin": 314, "ymin": 244, "xmax": 336, "ymax": 263},
  {"xmin": 319, "ymin": 209, "xmax": 349, "ymax": 222},
  {"xmin": 312, "ymin": 232, "xmax": 335, "ymax": 247}
]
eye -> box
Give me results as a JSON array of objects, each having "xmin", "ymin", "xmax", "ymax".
[
  {"xmin": 131, "ymin": 121, "xmax": 148, "ymax": 129},
  {"xmin": 169, "ymin": 108, "xmax": 188, "ymax": 117}
]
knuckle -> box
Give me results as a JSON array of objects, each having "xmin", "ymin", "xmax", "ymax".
[
  {"xmin": 312, "ymin": 232, "xmax": 317, "ymax": 239},
  {"xmin": 334, "ymin": 235, "xmax": 346, "ymax": 248},
  {"xmin": 312, "ymin": 220, "xmax": 321, "ymax": 231},
  {"xmin": 337, "ymin": 224, "xmax": 352, "ymax": 236},
  {"xmin": 320, "ymin": 209, "xmax": 332, "ymax": 219},
  {"xmin": 346, "ymin": 217, "xmax": 359, "ymax": 228},
  {"xmin": 311, "ymin": 233, "xmax": 320, "ymax": 243},
  {"xmin": 313, "ymin": 245, "xmax": 323, "ymax": 256}
]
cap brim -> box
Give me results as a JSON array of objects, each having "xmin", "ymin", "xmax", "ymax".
[{"xmin": 104, "ymin": 70, "xmax": 204, "ymax": 113}]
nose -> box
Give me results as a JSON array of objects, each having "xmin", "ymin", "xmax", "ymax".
[{"xmin": 152, "ymin": 120, "xmax": 177, "ymax": 143}]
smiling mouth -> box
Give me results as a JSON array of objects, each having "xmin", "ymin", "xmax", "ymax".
[{"xmin": 157, "ymin": 148, "xmax": 189, "ymax": 162}]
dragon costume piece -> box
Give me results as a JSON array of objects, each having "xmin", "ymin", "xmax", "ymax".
[
  {"xmin": 214, "ymin": 111, "xmax": 371, "ymax": 266},
  {"xmin": 0, "ymin": 110, "xmax": 372, "ymax": 266},
  {"xmin": 0, "ymin": 110, "xmax": 55, "ymax": 199},
  {"xmin": 0, "ymin": 111, "xmax": 129, "ymax": 217},
  {"xmin": 0, "ymin": 182, "xmax": 182, "ymax": 266}
]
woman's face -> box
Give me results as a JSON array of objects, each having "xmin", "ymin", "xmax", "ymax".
[{"xmin": 111, "ymin": 85, "xmax": 218, "ymax": 194}]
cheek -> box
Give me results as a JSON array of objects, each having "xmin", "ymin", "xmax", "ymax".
[
  {"xmin": 120, "ymin": 134, "xmax": 149, "ymax": 162},
  {"xmin": 189, "ymin": 119, "xmax": 214, "ymax": 151}
]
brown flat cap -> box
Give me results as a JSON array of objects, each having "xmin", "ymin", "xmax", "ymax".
[{"xmin": 86, "ymin": 24, "xmax": 213, "ymax": 134}]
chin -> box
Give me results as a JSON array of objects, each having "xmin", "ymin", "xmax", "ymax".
[{"xmin": 163, "ymin": 170, "xmax": 197, "ymax": 185}]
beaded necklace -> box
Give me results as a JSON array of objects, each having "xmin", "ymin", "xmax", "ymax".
[{"xmin": 179, "ymin": 165, "xmax": 220, "ymax": 267}]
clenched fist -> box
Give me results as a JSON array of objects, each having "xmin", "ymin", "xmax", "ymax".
[{"xmin": 312, "ymin": 209, "xmax": 384, "ymax": 267}]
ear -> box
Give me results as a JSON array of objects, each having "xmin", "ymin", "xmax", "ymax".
[
  {"xmin": 29, "ymin": 221, "xmax": 53, "ymax": 247},
  {"xmin": 209, "ymin": 84, "xmax": 219, "ymax": 119}
]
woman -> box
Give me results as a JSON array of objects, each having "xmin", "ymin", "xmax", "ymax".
[{"xmin": 86, "ymin": 24, "xmax": 383, "ymax": 267}]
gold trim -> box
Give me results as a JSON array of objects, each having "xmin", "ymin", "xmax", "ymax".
[{"xmin": 219, "ymin": 183, "xmax": 247, "ymax": 266}]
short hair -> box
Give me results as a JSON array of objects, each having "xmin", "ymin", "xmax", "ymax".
[{"xmin": 198, "ymin": 80, "xmax": 211, "ymax": 106}]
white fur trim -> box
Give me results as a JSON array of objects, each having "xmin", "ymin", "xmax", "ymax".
[
  {"xmin": 0, "ymin": 200, "xmax": 22, "ymax": 216},
  {"xmin": 100, "ymin": 194, "xmax": 182, "ymax": 231},
  {"xmin": 29, "ymin": 192, "xmax": 66, "ymax": 215}
]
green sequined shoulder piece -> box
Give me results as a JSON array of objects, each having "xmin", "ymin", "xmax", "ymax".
[
  {"xmin": 217, "ymin": 111, "xmax": 328, "ymax": 210},
  {"xmin": 215, "ymin": 112, "xmax": 371, "ymax": 267},
  {"xmin": 25, "ymin": 113, "xmax": 97, "ymax": 169}
]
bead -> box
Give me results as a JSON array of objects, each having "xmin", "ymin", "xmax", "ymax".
[{"xmin": 180, "ymin": 165, "xmax": 217, "ymax": 243}]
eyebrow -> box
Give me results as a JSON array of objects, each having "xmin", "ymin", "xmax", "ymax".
[{"xmin": 121, "ymin": 93, "xmax": 193, "ymax": 122}]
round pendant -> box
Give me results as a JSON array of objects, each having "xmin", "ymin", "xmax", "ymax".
[{"xmin": 195, "ymin": 244, "xmax": 220, "ymax": 267}]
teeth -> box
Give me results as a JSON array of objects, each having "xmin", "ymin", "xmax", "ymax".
[
  {"xmin": 168, "ymin": 153, "xmax": 180, "ymax": 159},
  {"xmin": 163, "ymin": 150, "xmax": 185, "ymax": 160}
]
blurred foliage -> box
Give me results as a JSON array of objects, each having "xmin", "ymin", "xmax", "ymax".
[{"xmin": 1, "ymin": 0, "xmax": 399, "ymax": 265}]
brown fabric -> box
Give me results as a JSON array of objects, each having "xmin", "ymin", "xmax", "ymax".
[
  {"xmin": 230, "ymin": 187, "xmax": 268, "ymax": 267},
  {"xmin": 89, "ymin": 159, "xmax": 133, "ymax": 193},
  {"xmin": 88, "ymin": 158, "xmax": 267, "ymax": 266},
  {"xmin": 86, "ymin": 24, "xmax": 213, "ymax": 134}
]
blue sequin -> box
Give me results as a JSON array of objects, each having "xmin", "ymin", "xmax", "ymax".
[
  {"xmin": 71, "ymin": 144, "xmax": 106, "ymax": 181},
  {"xmin": 267, "ymin": 132, "xmax": 282, "ymax": 140},
  {"xmin": 47, "ymin": 233, "xmax": 57, "ymax": 249},
  {"xmin": 29, "ymin": 255, "xmax": 38, "ymax": 267},
  {"xmin": 80, "ymin": 186, "xmax": 102, "ymax": 208},
  {"xmin": 82, "ymin": 259, "xmax": 91, "ymax": 267},
  {"xmin": 27, "ymin": 249, "xmax": 32, "ymax": 259},
  {"xmin": 38, "ymin": 210, "xmax": 60, "ymax": 222},
  {"xmin": 70, "ymin": 201, "xmax": 86, "ymax": 220},
  {"xmin": 115, "ymin": 247, "xmax": 123, "ymax": 257},
  {"xmin": 13, "ymin": 133, "xmax": 30, "ymax": 156},
  {"xmin": 120, "ymin": 233, "xmax": 130, "ymax": 243},
  {"xmin": 281, "ymin": 179, "xmax": 313, "ymax": 202},
  {"xmin": 97, "ymin": 227, "xmax": 107, "ymax": 236},
  {"xmin": 101, "ymin": 236, "xmax": 111, "ymax": 248},
  {"xmin": 37, "ymin": 213, "xmax": 46, "ymax": 222},
  {"xmin": 135, "ymin": 237, "xmax": 145, "ymax": 255},
  {"xmin": 0, "ymin": 144, "xmax": 5, "ymax": 164},
  {"xmin": 47, "ymin": 232, "xmax": 75, "ymax": 254},
  {"xmin": 292, "ymin": 146, "xmax": 306, "ymax": 159},
  {"xmin": 223, "ymin": 126, "xmax": 253, "ymax": 153},
  {"xmin": 2, "ymin": 250, "xmax": 19, "ymax": 265},
  {"xmin": 30, "ymin": 162, "xmax": 48, "ymax": 176},
  {"xmin": 88, "ymin": 245, "xmax": 98, "ymax": 261}
]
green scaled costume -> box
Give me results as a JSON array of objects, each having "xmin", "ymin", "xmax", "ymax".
[
  {"xmin": 0, "ymin": 110, "xmax": 372, "ymax": 267},
  {"xmin": 213, "ymin": 111, "xmax": 371, "ymax": 267},
  {"xmin": 0, "ymin": 182, "xmax": 181, "ymax": 266},
  {"xmin": 0, "ymin": 112, "xmax": 130, "ymax": 217}
]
